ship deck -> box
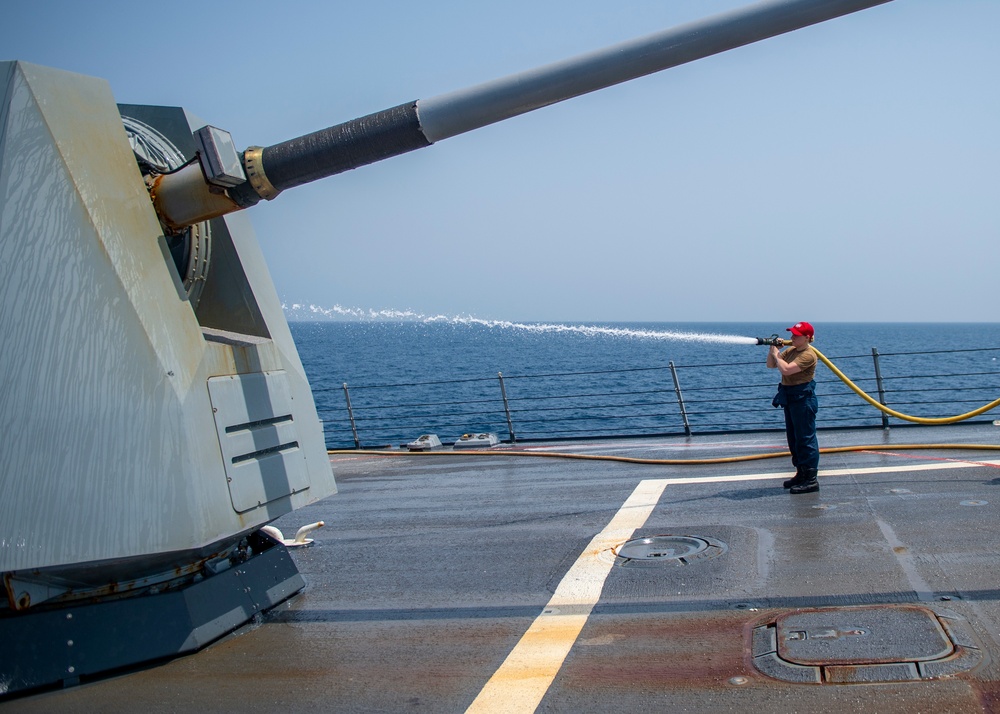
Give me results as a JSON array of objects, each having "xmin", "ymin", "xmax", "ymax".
[{"xmin": 8, "ymin": 423, "xmax": 1000, "ymax": 713}]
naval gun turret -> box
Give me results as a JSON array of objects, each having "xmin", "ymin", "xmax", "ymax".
[{"xmin": 0, "ymin": 0, "xmax": 891, "ymax": 696}]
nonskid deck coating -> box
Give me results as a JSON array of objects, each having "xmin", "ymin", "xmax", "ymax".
[{"xmin": 7, "ymin": 424, "xmax": 1000, "ymax": 712}]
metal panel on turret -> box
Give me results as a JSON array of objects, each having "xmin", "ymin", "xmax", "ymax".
[{"xmin": 208, "ymin": 371, "xmax": 311, "ymax": 513}]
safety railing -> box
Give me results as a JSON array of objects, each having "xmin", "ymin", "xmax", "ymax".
[{"xmin": 316, "ymin": 346, "xmax": 1000, "ymax": 449}]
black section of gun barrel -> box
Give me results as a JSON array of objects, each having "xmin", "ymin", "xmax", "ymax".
[
  {"xmin": 264, "ymin": 102, "xmax": 428, "ymax": 192},
  {"xmin": 228, "ymin": 102, "xmax": 429, "ymax": 207}
]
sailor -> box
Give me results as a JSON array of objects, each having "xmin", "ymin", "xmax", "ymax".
[{"xmin": 767, "ymin": 322, "xmax": 820, "ymax": 494}]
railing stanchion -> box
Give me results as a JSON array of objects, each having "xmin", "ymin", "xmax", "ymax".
[
  {"xmin": 343, "ymin": 382, "xmax": 361, "ymax": 448},
  {"xmin": 499, "ymin": 372, "xmax": 516, "ymax": 443},
  {"xmin": 669, "ymin": 361, "xmax": 692, "ymax": 437},
  {"xmin": 871, "ymin": 348, "xmax": 890, "ymax": 429}
]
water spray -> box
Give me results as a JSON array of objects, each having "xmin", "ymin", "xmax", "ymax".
[{"xmin": 284, "ymin": 303, "xmax": 758, "ymax": 345}]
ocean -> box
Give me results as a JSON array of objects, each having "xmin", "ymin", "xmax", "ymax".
[{"xmin": 287, "ymin": 321, "xmax": 1000, "ymax": 449}]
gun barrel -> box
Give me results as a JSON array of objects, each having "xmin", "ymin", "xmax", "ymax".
[
  {"xmin": 159, "ymin": 0, "xmax": 893, "ymax": 227},
  {"xmin": 416, "ymin": 0, "xmax": 891, "ymax": 144}
]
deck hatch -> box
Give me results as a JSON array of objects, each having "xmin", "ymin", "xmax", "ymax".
[
  {"xmin": 778, "ymin": 606, "xmax": 951, "ymax": 665},
  {"xmin": 613, "ymin": 535, "xmax": 726, "ymax": 567},
  {"xmin": 752, "ymin": 605, "xmax": 983, "ymax": 684}
]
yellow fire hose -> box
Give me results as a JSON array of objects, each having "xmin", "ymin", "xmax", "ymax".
[
  {"xmin": 811, "ymin": 345, "xmax": 1000, "ymax": 425},
  {"xmin": 330, "ymin": 442, "xmax": 1000, "ymax": 465},
  {"xmin": 328, "ymin": 343, "xmax": 1000, "ymax": 465}
]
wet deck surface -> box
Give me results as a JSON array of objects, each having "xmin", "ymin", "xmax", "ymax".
[{"xmin": 7, "ymin": 424, "xmax": 1000, "ymax": 713}]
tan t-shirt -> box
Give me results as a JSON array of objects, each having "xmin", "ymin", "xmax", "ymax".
[{"xmin": 780, "ymin": 346, "xmax": 817, "ymax": 386}]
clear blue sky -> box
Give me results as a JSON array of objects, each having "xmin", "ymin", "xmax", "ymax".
[{"xmin": 4, "ymin": 1, "xmax": 998, "ymax": 323}]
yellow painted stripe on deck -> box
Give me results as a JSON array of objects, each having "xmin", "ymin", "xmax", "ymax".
[{"xmin": 465, "ymin": 478, "xmax": 668, "ymax": 714}]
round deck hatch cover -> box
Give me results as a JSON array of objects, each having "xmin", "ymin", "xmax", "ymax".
[{"xmin": 615, "ymin": 535, "xmax": 726, "ymax": 566}]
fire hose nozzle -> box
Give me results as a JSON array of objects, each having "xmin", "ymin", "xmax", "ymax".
[{"xmin": 755, "ymin": 334, "xmax": 785, "ymax": 347}]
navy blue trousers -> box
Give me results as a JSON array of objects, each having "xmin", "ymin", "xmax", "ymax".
[
  {"xmin": 774, "ymin": 382, "xmax": 819, "ymax": 471},
  {"xmin": 783, "ymin": 399, "xmax": 819, "ymax": 470}
]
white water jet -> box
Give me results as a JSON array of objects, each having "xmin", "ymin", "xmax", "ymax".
[{"xmin": 282, "ymin": 303, "xmax": 757, "ymax": 346}]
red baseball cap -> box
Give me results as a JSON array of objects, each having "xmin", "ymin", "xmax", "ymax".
[{"xmin": 787, "ymin": 322, "xmax": 814, "ymax": 337}]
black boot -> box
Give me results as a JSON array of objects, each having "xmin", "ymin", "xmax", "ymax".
[
  {"xmin": 783, "ymin": 467, "xmax": 804, "ymax": 489},
  {"xmin": 789, "ymin": 468, "xmax": 819, "ymax": 494}
]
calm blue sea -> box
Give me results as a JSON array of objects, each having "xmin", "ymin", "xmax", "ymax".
[{"xmin": 288, "ymin": 322, "xmax": 1000, "ymax": 448}]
